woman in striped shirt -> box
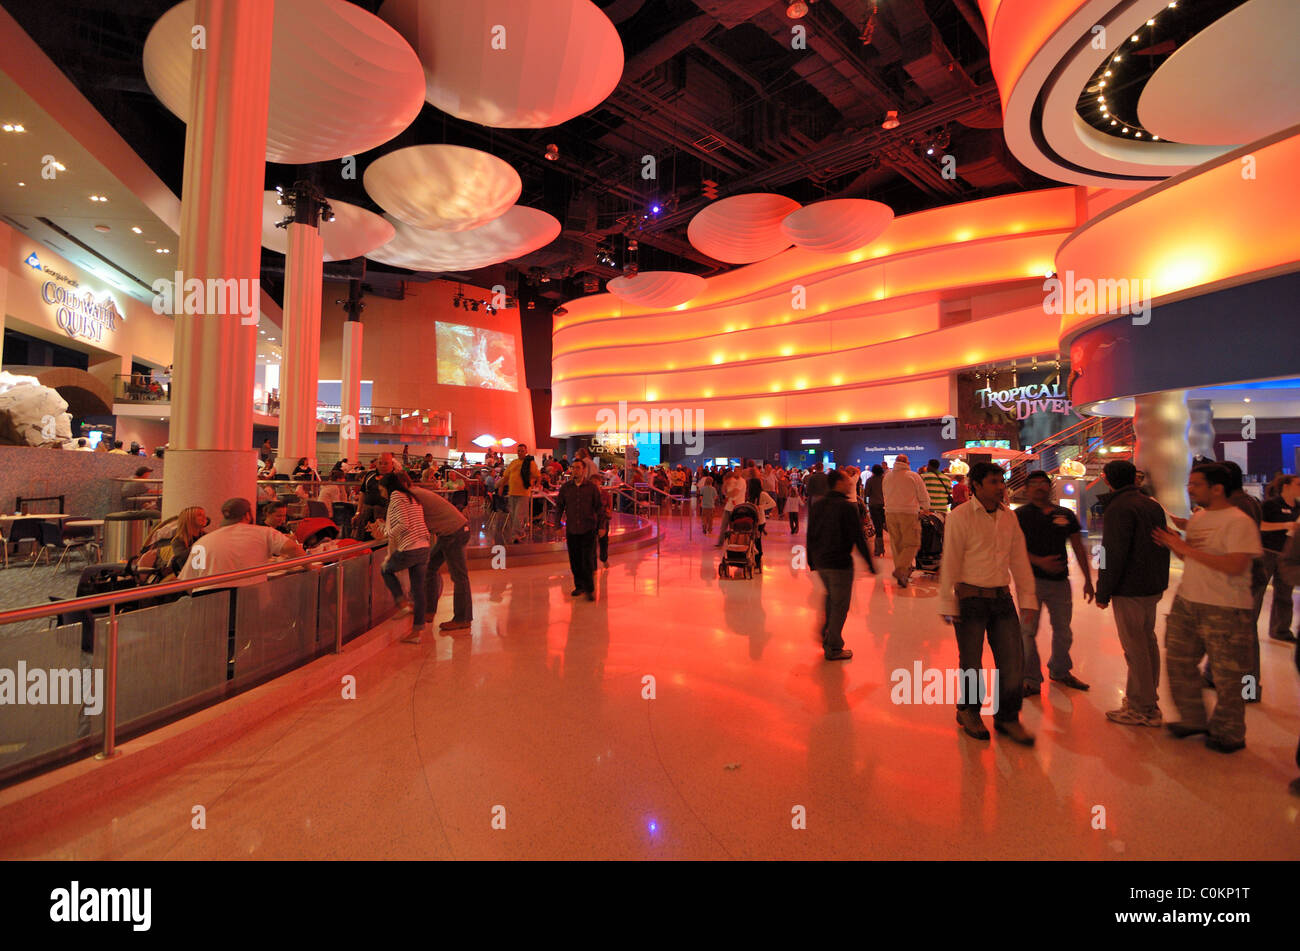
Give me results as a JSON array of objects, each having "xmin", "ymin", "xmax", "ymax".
[{"xmin": 371, "ymin": 470, "xmax": 431, "ymax": 643}]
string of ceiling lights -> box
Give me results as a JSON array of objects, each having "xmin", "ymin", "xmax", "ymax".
[{"xmin": 1079, "ymin": 2, "xmax": 1186, "ymax": 142}]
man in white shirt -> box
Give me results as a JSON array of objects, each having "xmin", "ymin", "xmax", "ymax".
[
  {"xmin": 882, "ymin": 453, "xmax": 932, "ymax": 587},
  {"xmin": 179, "ymin": 497, "xmax": 303, "ymax": 588},
  {"xmin": 938, "ymin": 462, "xmax": 1038, "ymax": 745},
  {"xmin": 1154, "ymin": 463, "xmax": 1263, "ymax": 753}
]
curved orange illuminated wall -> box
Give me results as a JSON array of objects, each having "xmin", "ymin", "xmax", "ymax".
[
  {"xmin": 1055, "ymin": 126, "xmax": 1300, "ymax": 346},
  {"xmin": 552, "ymin": 189, "xmax": 1080, "ymax": 436}
]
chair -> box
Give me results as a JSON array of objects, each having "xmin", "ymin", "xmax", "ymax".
[{"xmin": 31, "ymin": 521, "xmax": 100, "ymax": 571}]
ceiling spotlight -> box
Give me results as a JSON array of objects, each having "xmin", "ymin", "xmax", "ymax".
[
  {"xmin": 17, "ymin": 181, "xmax": 25, "ymax": 187},
  {"xmin": 3, "ymin": 123, "xmax": 27, "ymax": 133},
  {"xmin": 553, "ymin": 306, "xmax": 568, "ymax": 317},
  {"xmin": 131, "ymin": 226, "xmax": 142, "ymax": 234},
  {"xmin": 526, "ymin": 301, "xmax": 536, "ymax": 310},
  {"xmin": 1146, "ymin": 18, "xmax": 1154, "ymax": 26},
  {"xmin": 540, "ymin": 271, "xmax": 550, "ymax": 283},
  {"xmin": 786, "ymin": 1, "xmax": 809, "ymax": 18},
  {"xmin": 544, "ymin": 143, "xmax": 559, "ymax": 161},
  {"xmin": 1131, "ymin": 34, "xmax": 1139, "ymax": 42},
  {"xmin": 650, "ymin": 203, "xmax": 661, "ymax": 215},
  {"xmin": 925, "ymin": 146, "xmax": 934, "ymax": 155},
  {"xmin": 881, "ymin": 110, "xmax": 900, "ymax": 130},
  {"xmin": 1152, "ymin": 135, "xmax": 1160, "ymax": 141}
]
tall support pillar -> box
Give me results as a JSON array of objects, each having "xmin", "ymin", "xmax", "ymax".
[
  {"xmin": 276, "ymin": 186, "xmax": 327, "ymax": 465},
  {"xmin": 1133, "ymin": 391, "xmax": 1192, "ymax": 519},
  {"xmin": 162, "ymin": 0, "xmax": 273, "ymax": 520},
  {"xmin": 340, "ymin": 317, "xmax": 364, "ymax": 464}
]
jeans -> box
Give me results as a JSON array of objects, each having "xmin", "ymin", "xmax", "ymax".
[
  {"xmin": 868, "ymin": 504, "xmax": 885, "ymax": 555},
  {"xmin": 1021, "ymin": 577, "xmax": 1075, "ymax": 687},
  {"xmin": 1261, "ymin": 549, "xmax": 1295, "ymax": 638},
  {"xmin": 507, "ymin": 494, "xmax": 529, "ymax": 541},
  {"xmin": 382, "ymin": 546, "xmax": 429, "ymax": 625},
  {"xmin": 953, "ymin": 592, "xmax": 1023, "ymax": 721},
  {"xmin": 1165, "ymin": 595, "xmax": 1253, "ymax": 744},
  {"xmin": 817, "ymin": 568, "xmax": 853, "ymax": 655},
  {"xmin": 425, "ymin": 526, "xmax": 472, "ymax": 622},
  {"xmin": 788, "ymin": 503, "xmax": 799, "ymax": 534},
  {"xmin": 1111, "ymin": 594, "xmax": 1162, "ymax": 716},
  {"xmin": 567, "ymin": 531, "xmax": 597, "ymax": 594}
]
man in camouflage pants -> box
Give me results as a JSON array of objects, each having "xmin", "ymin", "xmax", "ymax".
[{"xmin": 1153, "ymin": 464, "xmax": 1262, "ymax": 753}]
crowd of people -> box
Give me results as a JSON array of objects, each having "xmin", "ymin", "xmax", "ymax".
[{"xmin": 109, "ymin": 441, "xmax": 1299, "ymax": 793}]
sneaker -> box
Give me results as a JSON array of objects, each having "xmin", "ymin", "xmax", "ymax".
[
  {"xmin": 392, "ymin": 602, "xmax": 413, "ymax": 618},
  {"xmin": 570, "ymin": 588, "xmax": 582, "ymax": 597},
  {"xmin": 1050, "ymin": 672, "xmax": 1091, "ymax": 691},
  {"xmin": 1022, "ymin": 680, "xmax": 1041, "ymax": 698},
  {"xmin": 1205, "ymin": 735, "xmax": 1245, "ymax": 754},
  {"xmin": 1166, "ymin": 722, "xmax": 1209, "ymax": 739},
  {"xmin": 439, "ymin": 620, "xmax": 472, "ymax": 631},
  {"xmin": 994, "ymin": 720, "xmax": 1035, "ymax": 746},
  {"xmin": 824, "ymin": 648, "xmax": 853, "ymax": 661},
  {"xmin": 1106, "ymin": 706, "xmax": 1162, "ymax": 727},
  {"xmin": 955, "ymin": 708, "xmax": 990, "ymax": 740}
]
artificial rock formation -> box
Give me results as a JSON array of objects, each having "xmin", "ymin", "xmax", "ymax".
[{"xmin": 0, "ymin": 371, "xmax": 74, "ymax": 447}]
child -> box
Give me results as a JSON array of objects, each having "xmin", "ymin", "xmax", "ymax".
[
  {"xmin": 699, "ymin": 476, "xmax": 717, "ymax": 534},
  {"xmin": 788, "ymin": 483, "xmax": 801, "ymax": 534}
]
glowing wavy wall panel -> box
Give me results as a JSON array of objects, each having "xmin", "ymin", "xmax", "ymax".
[
  {"xmin": 550, "ymin": 375, "xmax": 953, "ymax": 435},
  {"xmin": 554, "ymin": 304, "xmax": 1058, "ymax": 409},
  {"xmin": 551, "ymin": 190, "xmax": 1083, "ymax": 437},
  {"xmin": 553, "ymin": 188, "xmax": 1078, "ymax": 334},
  {"xmin": 1055, "ymin": 127, "xmax": 1300, "ymax": 345}
]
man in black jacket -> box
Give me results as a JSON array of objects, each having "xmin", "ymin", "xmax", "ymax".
[
  {"xmin": 1096, "ymin": 460, "xmax": 1170, "ymax": 727},
  {"xmin": 555, "ymin": 461, "xmax": 607, "ymax": 601},
  {"xmin": 808, "ymin": 469, "xmax": 877, "ymax": 661}
]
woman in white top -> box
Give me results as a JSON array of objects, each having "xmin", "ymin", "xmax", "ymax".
[{"xmin": 371, "ymin": 470, "xmax": 431, "ymax": 643}]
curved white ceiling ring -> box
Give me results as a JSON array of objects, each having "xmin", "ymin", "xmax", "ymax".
[
  {"xmin": 687, "ymin": 193, "xmax": 802, "ymax": 264},
  {"xmin": 1138, "ymin": 0, "xmax": 1300, "ymax": 146},
  {"xmin": 367, "ymin": 205, "xmax": 561, "ymax": 272},
  {"xmin": 378, "ymin": 0, "xmax": 624, "ymax": 129},
  {"xmin": 144, "ymin": 0, "xmax": 425, "ymax": 164},
  {"xmin": 260, "ymin": 193, "xmax": 395, "ymax": 262},
  {"xmin": 780, "ymin": 199, "xmax": 894, "ymax": 254},
  {"xmin": 606, "ymin": 272, "xmax": 707, "ymax": 309},
  {"xmin": 363, "ymin": 145, "xmax": 521, "ymax": 231},
  {"xmin": 993, "ymin": 0, "xmax": 1235, "ymax": 187}
]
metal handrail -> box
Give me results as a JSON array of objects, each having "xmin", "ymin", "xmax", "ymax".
[
  {"xmin": 0, "ymin": 541, "xmax": 378, "ymax": 624},
  {"xmin": 0, "ymin": 539, "xmax": 382, "ymax": 760}
]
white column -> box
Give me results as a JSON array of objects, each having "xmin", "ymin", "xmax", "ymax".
[
  {"xmin": 277, "ymin": 221, "xmax": 323, "ymax": 464},
  {"xmin": 162, "ymin": 0, "xmax": 273, "ymax": 519},
  {"xmin": 339, "ymin": 319, "xmax": 363, "ymax": 463},
  {"xmin": 1133, "ymin": 391, "xmax": 1192, "ymax": 518}
]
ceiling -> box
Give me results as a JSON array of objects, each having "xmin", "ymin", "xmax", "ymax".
[{"xmin": 1, "ymin": 0, "xmax": 1051, "ymax": 310}]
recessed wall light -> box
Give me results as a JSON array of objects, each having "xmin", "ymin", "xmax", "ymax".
[
  {"xmin": 16, "ymin": 181, "xmax": 25, "ymax": 187},
  {"xmin": 131, "ymin": 226, "xmax": 142, "ymax": 234}
]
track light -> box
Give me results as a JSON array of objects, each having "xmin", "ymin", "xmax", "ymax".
[
  {"xmin": 786, "ymin": 1, "xmax": 809, "ymax": 18},
  {"xmin": 544, "ymin": 143, "xmax": 559, "ymax": 161}
]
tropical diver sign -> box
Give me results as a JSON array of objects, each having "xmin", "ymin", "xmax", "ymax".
[{"xmin": 975, "ymin": 382, "xmax": 1072, "ymax": 420}]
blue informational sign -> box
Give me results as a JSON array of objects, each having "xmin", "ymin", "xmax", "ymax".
[{"xmin": 635, "ymin": 432, "xmax": 660, "ymax": 466}]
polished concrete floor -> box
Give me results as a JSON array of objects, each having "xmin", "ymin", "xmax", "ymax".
[{"xmin": 3, "ymin": 521, "xmax": 1298, "ymax": 860}]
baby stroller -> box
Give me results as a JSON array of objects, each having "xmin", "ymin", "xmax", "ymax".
[
  {"xmin": 915, "ymin": 512, "xmax": 944, "ymax": 574},
  {"xmin": 718, "ymin": 502, "xmax": 759, "ymax": 579}
]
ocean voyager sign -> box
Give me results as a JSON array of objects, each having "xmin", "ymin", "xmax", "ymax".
[{"xmin": 975, "ymin": 382, "xmax": 1072, "ymax": 420}]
